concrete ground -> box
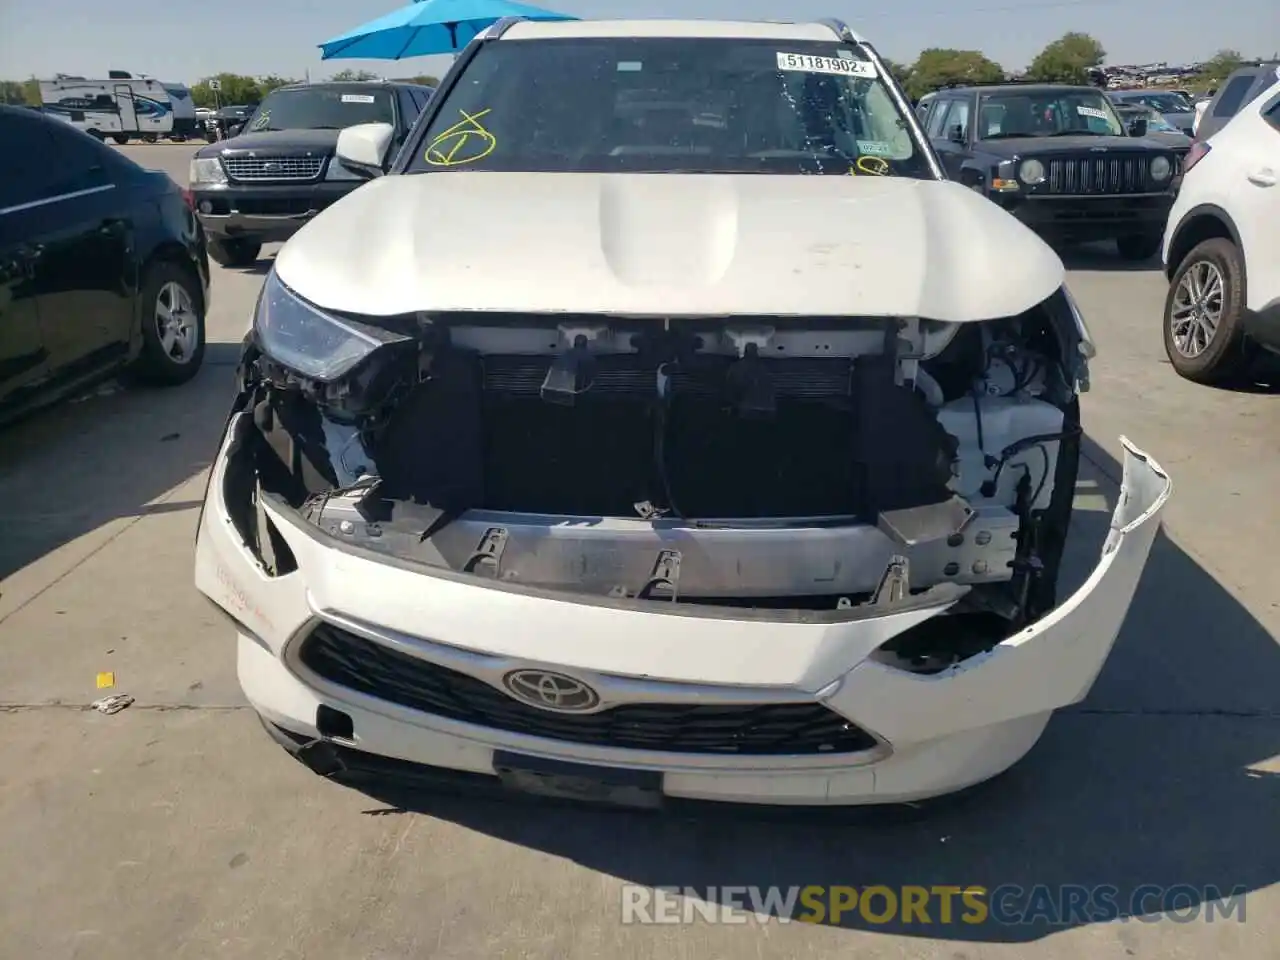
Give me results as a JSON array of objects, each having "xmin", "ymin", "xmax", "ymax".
[{"xmin": 1, "ymin": 143, "xmax": 1277, "ymax": 960}]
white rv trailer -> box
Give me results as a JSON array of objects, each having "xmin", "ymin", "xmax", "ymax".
[{"xmin": 38, "ymin": 71, "xmax": 198, "ymax": 143}]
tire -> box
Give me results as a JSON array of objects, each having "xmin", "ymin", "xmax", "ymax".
[
  {"xmin": 207, "ymin": 237, "xmax": 263, "ymax": 268},
  {"xmin": 142, "ymin": 133, "xmax": 158, "ymax": 144},
  {"xmin": 1115, "ymin": 233, "xmax": 1162, "ymax": 262},
  {"xmin": 111, "ymin": 133, "xmax": 129, "ymax": 145},
  {"xmin": 1162, "ymin": 237, "xmax": 1255, "ymax": 384},
  {"xmin": 130, "ymin": 260, "xmax": 206, "ymax": 385}
]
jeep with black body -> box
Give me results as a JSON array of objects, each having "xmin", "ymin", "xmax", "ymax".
[
  {"xmin": 916, "ymin": 82, "xmax": 1182, "ymax": 261},
  {"xmin": 188, "ymin": 81, "xmax": 435, "ymax": 267}
]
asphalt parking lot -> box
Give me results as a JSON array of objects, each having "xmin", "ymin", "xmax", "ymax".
[{"xmin": 2, "ymin": 142, "xmax": 1277, "ymax": 960}]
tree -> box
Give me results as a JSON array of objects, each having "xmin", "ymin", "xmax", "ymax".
[
  {"xmin": 330, "ymin": 69, "xmax": 380, "ymax": 81},
  {"xmin": 1198, "ymin": 49, "xmax": 1245, "ymax": 83},
  {"xmin": 879, "ymin": 58, "xmax": 914, "ymax": 91},
  {"xmin": 258, "ymin": 75, "xmax": 299, "ymax": 95},
  {"xmin": 0, "ymin": 79, "xmax": 38, "ymax": 105},
  {"xmin": 191, "ymin": 73, "xmax": 267, "ymax": 107},
  {"xmin": 904, "ymin": 49, "xmax": 1004, "ymax": 100},
  {"xmin": 1026, "ymin": 32, "xmax": 1107, "ymax": 85}
]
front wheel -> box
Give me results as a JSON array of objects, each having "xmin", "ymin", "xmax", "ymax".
[
  {"xmin": 207, "ymin": 237, "xmax": 263, "ymax": 268},
  {"xmin": 1115, "ymin": 233, "xmax": 1162, "ymax": 262},
  {"xmin": 1163, "ymin": 237, "xmax": 1256, "ymax": 384},
  {"xmin": 111, "ymin": 133, "xmax": 129, "ymax": 145},
  {"xmin": 129, "ymin": 261, "xmax": 206, "ymax": 385}
]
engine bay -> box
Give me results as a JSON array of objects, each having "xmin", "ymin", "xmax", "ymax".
[{"xmin": 224, "ymin": 299, "xmax": 1085, "ymax": 654}]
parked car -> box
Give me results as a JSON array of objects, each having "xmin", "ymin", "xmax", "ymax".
[
  {"xmin": 1112, "ymin": 103, "xmax": 1193, "ymax": 158},
  {"xmin": 194, "ymin": 17, "xmax": 1170, "ymax": 809},
  {"xmin": 1194, "ymin": 63, "xmax": 1280, "ymax": 141},
  {"xmin": 916, "ymin": 82, "xmax": 1182, "ymax": 260},
  {"xmin": 188, "ymin": 81, "xmax": 434, "ymax": 267},
  {"xmin": 0, "ymin": 106, "xmax": 209, "ymax": 423},
  {"xmin": 1160, "ymin": 83, "xmax": 1280, "ymax": 383},
  {"xmin": 204, "ymin": 104, "xmax": 256, "ymax": 142},
  {"xmin": 1108, "ymin": 89, "xmax": 1196, "ymax": 135}
]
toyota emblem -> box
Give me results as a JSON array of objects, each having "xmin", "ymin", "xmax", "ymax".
[{"xmin": 502, "ymin": 670, "xmax": 600, "ymax": 712}]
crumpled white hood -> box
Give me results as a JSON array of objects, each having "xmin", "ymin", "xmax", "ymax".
[{"xmin": 274, "ymin": 171, "xmax": 1065, "ymax": 323}]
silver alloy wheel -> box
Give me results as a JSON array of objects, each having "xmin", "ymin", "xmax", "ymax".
[
  {"xmin": 1169, "ymin": 260, "xmax": 1225, "ymax": 359},
  {"xmin": 156, "ymin": 281, "xmax": 198, "ymax": 364}
]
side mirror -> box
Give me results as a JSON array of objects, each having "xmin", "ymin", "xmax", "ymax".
[
  {"xmin": 948, "ymin": 124, "xmax": 966, "ymax": 144},
  {"xmin": 335, "ymin": 122, "xmax": 395, "ymax": 179},
  {"xmin": 1127, "ymin": 116, "xmax": 1148, "ymax": 138}
]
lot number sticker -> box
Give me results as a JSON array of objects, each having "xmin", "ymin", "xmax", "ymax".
[
  {"xmin": 1076, "ymin": 105, "xmax": 1110, "ymax": 120},
  {"xmin": 776, "ymin": 52, "xmax": 876, "ymax": 78},
  {"xmin": 342, "ymin": 94, "xmax": 376, "ymax": 104}
]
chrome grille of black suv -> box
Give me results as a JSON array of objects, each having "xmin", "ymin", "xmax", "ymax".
[
  {"xmin": 1044, "ymin": 154, "xmax": 1156, "ymax": 194},
  {"xmin": 298, "ymin": 624, "xmax": 878, "ymax": 755},
  {"xmin": 222, "ymin": 156, "xmax": 325, "ymax": 181}
]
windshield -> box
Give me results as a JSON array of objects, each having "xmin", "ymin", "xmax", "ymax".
[
  {"xmin": 246, "ymin": 85, "xmax": 395, "ymax": 132},
  {"xmin": 978, "ymin": 89, "xmax": 1126, "ymax": 139},
  {"xmin": 1126, "ymin": 92, "xmax": 1192, "ymax": 113},
  {"xmin": 407, "ymin": 37, "xmax": 930, "ymax": 178}
]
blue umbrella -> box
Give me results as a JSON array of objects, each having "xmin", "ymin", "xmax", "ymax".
[{"xmin": 319, "ymin": 0, "xmax": 577, "ymax": 60}]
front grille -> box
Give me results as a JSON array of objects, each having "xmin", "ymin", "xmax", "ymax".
[
  {"xmin": 298, "ymin": 624, "xmax": 878, "ymax": 755},
  {"xmin": 1044, "ymin": 154, "xmax": 1155, "ymax": 195},
  {"xmin": 233, "ymin": 196, "xmax": 331, "ymax": 216},
  {"xmin": 222, "ymin": 155, "xmax": 325, "ymax": 182}
]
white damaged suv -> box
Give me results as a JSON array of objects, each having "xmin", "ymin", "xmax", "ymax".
[{"xmin": 195, "ymin": 17, "xmax": 1171, "ymax": 807}]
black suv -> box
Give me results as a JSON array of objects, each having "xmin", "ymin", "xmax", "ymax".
[
  {"xmin": 916, "ymin": 82, "xmax": 1182, "ymax": 261},
  {"xmin": 189, "ymin": 81, "xmax": 434, "ymax": 267}
]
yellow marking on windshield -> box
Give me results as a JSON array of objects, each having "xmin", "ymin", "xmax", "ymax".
[
  {"xmin": 848, "ymin": 156, "xmax": 890, "ymax": 176},
  {"xmin": 425, "ymin": 108, "xmax": 496, "ymax": 166}
]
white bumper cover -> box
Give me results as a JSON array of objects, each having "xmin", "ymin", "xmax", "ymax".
[{"xmin": 196, "ymin": 414, "xmax": 1171, "ymax": 804}]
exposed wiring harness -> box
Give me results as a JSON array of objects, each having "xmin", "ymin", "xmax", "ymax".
[{"xmin": 981, "ymin": 427, "xmax": 1082, "ymax": 502}]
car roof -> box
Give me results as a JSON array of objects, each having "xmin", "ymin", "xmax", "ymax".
[
  {"xmin": 942, "ymin": 83, "xmax": 1098, "ymax": 96},
  {"xmin": 274, "ymin": 81, "xmax": 405, "ymax": 93},
  {"xmin": 497, "ymin": 18, "xmax": 865, "ymax": 43}
]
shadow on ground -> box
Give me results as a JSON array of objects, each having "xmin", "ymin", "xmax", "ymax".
[
  {"xmin": 345, "ymin": 435, "xmax": 1280, "ymax": 942},
  {"xmin": 0, "ymin": 356, "xmax": 237, "ymax": 582},
  {"xmin": 1058, "ymin": 243, "xmax": 1165, "ymax": 273}
]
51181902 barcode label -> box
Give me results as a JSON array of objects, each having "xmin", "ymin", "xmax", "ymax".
[{"xmin": 776, "ymin": 52, "xmax": 877, "ymax": 78}]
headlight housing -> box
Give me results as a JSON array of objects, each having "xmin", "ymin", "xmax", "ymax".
[
  {"xmin": 189, "ymin": 157, "xmax": 227, "ymax": 186},
  {"xmin": 1019, "ymin": 159, "xmax": 1046, "ymax": 185},
  {"xmin": 253, "ymin": 270, "xmax": 412, "ymax": 382},
  {"xmin": 1150, "ymin": 155, "xmax": 1172, "ymax": 181}
]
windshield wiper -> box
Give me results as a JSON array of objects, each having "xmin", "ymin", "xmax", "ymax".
[
  {"xmin": 981, "ymin": 132, "xmax": 1037, "ymax": 139},
  {"xmin": 1048, "ymin": 130, "xmax": 1112, "ymax": 137},
  {"xmin": 308, "ymin": 125, "xmax": 343, "ymax": 130}
]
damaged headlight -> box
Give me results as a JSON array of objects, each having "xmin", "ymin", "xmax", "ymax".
[{"xmin": 253, "ymin": 270, "xmax": 412, "ymax": 382}]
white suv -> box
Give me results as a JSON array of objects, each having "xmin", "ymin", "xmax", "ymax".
[
  {"xmin": 1161, "ymin": 74, "xmax": 1280, "ymax": 383},
  {"xmin": 195, "ymin": 17, "xmax": 1170, "ymax": 808}
]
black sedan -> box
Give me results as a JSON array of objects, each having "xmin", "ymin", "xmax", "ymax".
[{"xmin": 0, "ymin": 105, "xmax": 210, "ymax": 424}]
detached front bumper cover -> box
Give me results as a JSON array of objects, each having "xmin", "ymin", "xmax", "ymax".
[{"xmin": 195, "ymin": 414, "xmax": 1171, "ymax": 804}]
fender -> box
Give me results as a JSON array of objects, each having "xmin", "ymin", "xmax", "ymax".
[{"xmin": 1164, "ymin": 202, "xmax": 1245, "ymax": 280}]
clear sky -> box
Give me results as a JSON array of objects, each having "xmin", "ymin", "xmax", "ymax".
[{"xmin": 1, "ymin": 0, "xmax": 1276, "ymax": 85}]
